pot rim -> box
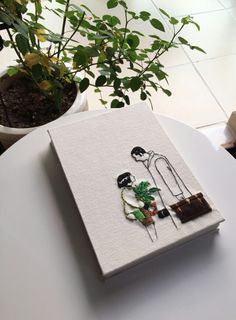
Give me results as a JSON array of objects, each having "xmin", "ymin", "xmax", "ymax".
[{"xmin": 0, "ymin": 66, "xmax": 87, "ymax": 135}]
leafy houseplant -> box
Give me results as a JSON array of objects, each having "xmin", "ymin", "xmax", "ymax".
[
  {"xmin": 0, "ymin": 0, "xmax": 204, "ymax": 132},
  {"xmin": 133, "ymin": 181, "xmax": 160, "ymax": 205}
]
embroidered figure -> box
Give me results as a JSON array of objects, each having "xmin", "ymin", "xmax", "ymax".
[
  {"xmin": 117, "ymin": 172, "xmax": 159, "ymax": 242},
  {"xmin": 131, "ymin": 146, "xmax": 212, "ymax": 223}
]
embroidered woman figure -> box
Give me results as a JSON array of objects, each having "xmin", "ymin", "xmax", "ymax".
[{"xmin": 117, "ymin": 172, "xmax": 159, "ymax": 242}]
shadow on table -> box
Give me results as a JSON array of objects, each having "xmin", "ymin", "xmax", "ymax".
[
  {"xmin": 43, "ymin": 145, "xmax": 221, "ymax": 317},
  {"xmin": 0, "ymin": 141, "xmax": 6, "ymax": 155}
]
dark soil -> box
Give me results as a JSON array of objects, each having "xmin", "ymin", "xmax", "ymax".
[{"xmin": 0, "ymin": 76, "xmax": 77, "ymax": 128}]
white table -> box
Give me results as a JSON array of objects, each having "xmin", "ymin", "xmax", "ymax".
[{"xmin": 0, "ymin": 111, "xmax": 235, "ymax": 320}]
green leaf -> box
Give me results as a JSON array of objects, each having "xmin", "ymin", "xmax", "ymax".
[
  {"xmin": 55, "ymin": 0, "xmax": 66, "ymax": 4},
  {"xmin": 140, "ymin": 91, "xmax": 147, "ymax": 100},
  {"xmin": 86, "ymin": 70, "xmax": 95, "ymax": 78},
  {"xmin": 114, "ymin": 78, "xmax": 121, "ymax": 89},
  {"xmin": 191, "ymin": 21, "xmax": 200, "ymax": 31},
  {"xmin": 111, "ymin": 99, "xmax": 124, "ymax": 108},
  {"xmin": 80, "ymin": 4, "xmax": 95, "ymax": 15},
  {"xmin": 95, "ymin": 75, "xmax": 107, "ymax": 86},
  {"xmin": 102, "ymin": 15, "xmax": 121, "ymax": 26},
  {"xmin": 149, "ymin": 35, "xmax": 160, "ymax": 40},
  {"xmin": 79, "ymin": 78, "xmax": 90, "ymax": 93},
  {"xmin": 15, "ymin": 34, "xmax": 29, "ymax": 55},
  {"xmin": 130, "ymin": 77, "xmax": 142, "ymax": 92},
  {"xmin": 150, "ymin": 18, "xmax": 165, "ymax": 32},
  {"xmin": 127, "ymin": 50, "xmax": 137, "ymax": 62},
  {"xmin": 99, "ymin": 99, "xmax": 108, "ymax": 105},
  {"xmin": 181, "ymin": 17, "xmax": 200, "ymax": 31},
  {"xmin": 132, "ymin": 30, "xmax": 144, "ymax": 36},
  {"xmin": 149, "ymin": 187, "xmax": 160, "ymax": 193},
  {"xmin": 151, "ymin": 40, "xmax": 161, "ymax": 50},
  {"xmin": 162, "ymin": 88, "xmax": 171, "ymax": 96},
  {"xmin": 7, "ymin": 67, "xmax": 19, "ymax": 77},
  {"xmin": 106, "ymin": 46, "xmax": 115, "ymax": 57},
  {"xmin": 111, "ymin": 99, "xmax": 119, "ymax": 108},
  {"xmin": 119, "ymin": 27, "xmax": 130, "ymax": 33},
  {"xmin": 139, "ymin": 11, "xmax": 150, "ymax": 21},
  {"xmin": 159, "ymin": 8, "xmax": 170, "ymax": 18},
  {"xmin": 169, "ymin": 17, "xmax": 179, "ymax": 25},
  {"xmin": 114, "ymin": 90, "xmax": 124, "ymax": 97},
  {"xmin": 35, "ymin": 1, "xmax": 42, "ymax": 15},
  {"xmin": 13, "ymin": 18, "xmax": 29, "ymax": 38},
  {"xmin": 148, "ymin": 80, "xmax": 158, "ymax": 91},
  {"xmin": 0, "ymin": 12, "xmax": 12, "ymax": 26},
  {"xmin": 156, "ymin": 69, "xmax": 168, "ymax": 81},
  {"xmin": 127, "ymin": 34, "xmax": 140, "ymax": 49},
  {"xmin": 178, "ymin": 36, "xmax": 188, "ymax": 45},
  {"xmin": 142, "ymin": 181, "xmax": 150, "ymax": 190},
  {"xmin": 119, "ymin": 0, "xmax": 128, "ymax": 9},
  {"xmin": 3, "ymin": 40, "xmax": 11, "ymax": 48},
  {"xmin": 31, "ymin": 64, "xmax": 43, "ymax": 81},
  {"xmin": 110, "ymin": 16, "xmax": 121, "ymax": 26},
  {"xmin": 107, "ymin": 0, "xmax": 118, "ymax": 9},
  {"xmin": 84, "ymin": 47, "xmax": 99, "ymax": 58},
  {"xmin": 124, "ymin": 95, "xmax": 130, "ymax": 105},
  {"xmin": 127, "ymin": 11, "xmax": 136, "ymax": 19},
  {"xmin": 73, "ymin": 50, "xmax": 87, "ymax": 66},
  {"xmin": 190, "ymin": 45, "xmax": 206, "ymax": 54}
]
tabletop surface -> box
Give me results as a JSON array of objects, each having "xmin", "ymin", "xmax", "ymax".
[{"xmin": 0, "ymin": 110, "xmax": 236, "ymax": 320}]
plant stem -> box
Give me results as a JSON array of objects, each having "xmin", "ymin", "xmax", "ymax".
[
  {"xmin": 54, "ymin": 10, "xmax": 85, "ymax": 59},
  {"xmin": 139, "ymin": 24, "xmax": 185, "ymax": 78},
  {"xmin": 120, "ymin": 9, "xmax": 128, "ymax": 51},
  {"xmin": 34, "ymin": 1, "xmax": 40, "ymax": 49},
  {"xmin": 118, "ymin": 9, "xmax": 134, "ymax": 59},
  {"xmin": 0, "ymin": 92, "xmax": 12, "ymax": 127},
  {"xmin": 6, "ymin": 29, "xmax": 24, "ymax": 66},
  {"xmin": 148, "ymin": 97, "xmax": 154, "ymax": 110},
  {"xmin": 57, "ymin": 0, "xmax": 70, "ymax": 61}
]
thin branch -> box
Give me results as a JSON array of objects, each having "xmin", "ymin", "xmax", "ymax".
[
  {"xmin": 52, "ymin": 11, "xmax": 85, "ymax": 59},
  {"xmin": 34, "ymin": 1, "xmax": 40, "ymax": 49},
  {"xmin": 6, "ymin": 29, "xmax": 24, "ymax": 66},
  {"xmin": 139, "ymin": 23, "xmax": 185, "ymax": 78},
  {"xmin": 120, "ymin": 9, "xmax": 128, "ymax": 50},
  {"xmin": 57, "ymin": 0, "xmax": 70, "ymax": 61}
]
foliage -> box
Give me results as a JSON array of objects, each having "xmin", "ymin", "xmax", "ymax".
[
  {"xmin": 133, "ymin": 181, "xmax": 160, "ymax": 204},
  {"xmin": 0, "ymin": 0, "xmax": 205, "ymax": 110}
]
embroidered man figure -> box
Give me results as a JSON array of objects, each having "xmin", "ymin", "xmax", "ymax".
[
  {"xmin": 131, "ymin": 146, "xmax": 212, "ymax": 223},
  {"xmin": 117, "ymin": 172, "xmax": 159, "ymax": 242}
]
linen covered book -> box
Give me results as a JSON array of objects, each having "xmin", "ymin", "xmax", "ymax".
[{"xmin": 48, "ymin": 103, "xmax": 224, "ymax": 277}]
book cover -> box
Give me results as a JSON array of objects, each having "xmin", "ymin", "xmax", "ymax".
[{"xmin": 48, "ymin": 103, "xmax": 224, "ymax": 277}]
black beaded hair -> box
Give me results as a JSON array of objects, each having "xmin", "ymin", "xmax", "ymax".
[
  {"xmin": 117, "ymin": 172, "xmax": 132, "ymax": 188},
  {"xmin": 131, "ymin": 146, "xmax": 146, "ymax": 157}
]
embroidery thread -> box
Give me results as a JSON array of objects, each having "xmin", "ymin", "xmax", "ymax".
[
  {"xmin": 117, "ymin": 172, "xmax": 159, "ymax": 242},
  {"xmin": 131, "ymin": 146, "xmax": 212, "ymax": 223}
]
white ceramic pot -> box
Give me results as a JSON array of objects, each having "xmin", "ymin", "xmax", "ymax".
[{"xmin": 0, "ymin": 68, "xmax": 87, "ymax": 148}]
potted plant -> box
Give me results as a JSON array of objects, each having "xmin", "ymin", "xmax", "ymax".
[{"xmin": 0, "ymin": 0, "xmax": 204, "ymax": 147}]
